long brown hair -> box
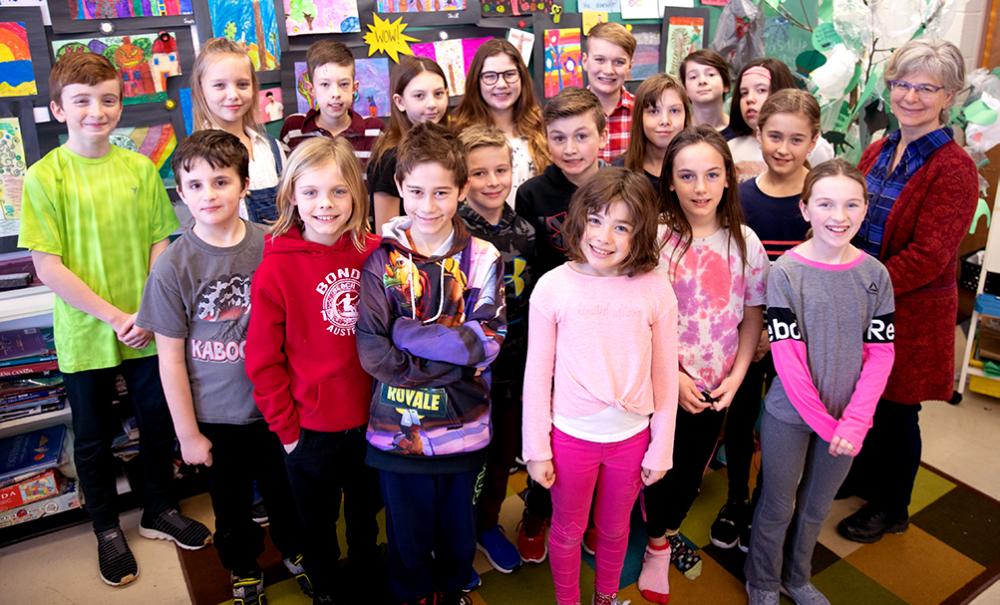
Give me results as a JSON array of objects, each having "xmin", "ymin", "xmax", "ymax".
[
  {"xmin": 659, "ymin": 125, "xmax": 747, "ymax": 274},
  {"xmin": 191, "ymin": 37, "xmax": 262, "ymax": 135},
  {"xmin": 452, "ymin": 39, "xmax": 550, "ymax": 172},
  {"xmin": 728, "ymin": 58, "xmax": 798, "ymax": 138},
  {"xmin": 623, "ymin": 74, "xmax": 692, "ymax": 172},
  {"xmin": 370, "ymin": 56, "xmax": 449, "ymax": 167}
]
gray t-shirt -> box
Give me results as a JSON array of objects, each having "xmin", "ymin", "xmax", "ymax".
[{"xmin": 138, "ymin": 221, "xmax": 265, "ymax": 424}]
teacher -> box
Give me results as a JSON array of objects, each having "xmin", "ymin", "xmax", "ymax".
[{"xmin": 837, "ymin": 39, "xmax": 979, "ymax": 543}]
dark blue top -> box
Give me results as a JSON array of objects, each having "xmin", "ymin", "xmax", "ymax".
[{"xmin": 740, "ymin": 177, "xmax": 806, "ymax": 262}]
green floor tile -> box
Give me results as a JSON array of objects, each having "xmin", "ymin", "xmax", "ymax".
[
  {"xmin": 477, "ymin": 558, "xmax": 595, "ymax": 604},
  {"xmin": 812, "ymin": 560, "xmax": 908, "ymax": 605},
  {"xmin": 911, "ymin": 486, "xmax": 1000, "ymax": 567},
  {"xmin": 910, "ymin": 465, "xmax": 957, "ymax": 515}
]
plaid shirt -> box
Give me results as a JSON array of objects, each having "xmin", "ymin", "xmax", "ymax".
[
  {"xmin": 857, "ymin": 127, "xmax": 952, "ymax": 257},
  {"xmin": 595, "ymin": 88, "xmax": 634, "ymax": 164},
  {"xmin": 280, "ymin": 108, "xmax": 384, "ymax": 170}
]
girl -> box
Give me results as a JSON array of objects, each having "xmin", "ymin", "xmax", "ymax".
[
  {"xmin": 367, "ymin": 56, "xmax": 449, "ymax": 232},
  {"xmin": 637, "ymin": 126, "xmax": 768, "ymax": 604},
  {"xmin": 745, "ymin": 159, "xmax": 894, "ymax": 605},
  {"xmin": 679, "ymin": 49, "xmax": 732, "ymax": 136},
  {"xmin": 245, "ymin": 137, "xmax": 383, "ymax": 604},
  {"xmin": 191, "ymin": 37, "xmax": 286, "ymax": 224},
  {"xmin": 615, "ymin": 73, "xmax": 692, "ymax": 191},
  {"xmin": 710, "ymin": 88, "xmax": 822, "ymax": 553},
  {"xmin": 522, "ymin": 168, "xmax": 679, "ymax": 605},
  {"xmin": 453, "ymin": 39, "xmax": 550, "ymax": 207},
  {"xmin": 726, "ymin": 58, "xmax": 835, "ymax": 181}
]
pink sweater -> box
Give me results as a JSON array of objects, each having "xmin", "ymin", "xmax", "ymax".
[{"xmin": 521, "ymin": 264, "xmax": 680, "ymax": 472}]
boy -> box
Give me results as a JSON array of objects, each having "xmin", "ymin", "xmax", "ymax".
[
  {"xmin": 280, "ymin": 39, "xmax": 383, "ymax": 167},
  {"xmin": 457, "ymin": 125, "xmax": 536, "ymax": 575},
  {"xmin": 136, "ymin": 130, "xmax": 307, "ymax": 605},
  {"xmin": 356, "ymin": 121, "xmax": 506, "ymax": 604},
  {"xmin": 582, "ymin": 22, "xmax": 635, "ymax": 163},
  {"xmin": 17, "ymin": 52, "xmax": 210, "ymax": 587},
  {"xmin": 515, "ymin": 87, "xmax": 609, "ymax": 278}
]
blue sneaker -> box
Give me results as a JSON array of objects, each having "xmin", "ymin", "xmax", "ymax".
[
  {"xmin": 477, "ymin": 525, "xmax": 522, "ymax": 574},
  {"xmin": 463, "ymin": 569, "xmax": 482, "ymax": 593}
]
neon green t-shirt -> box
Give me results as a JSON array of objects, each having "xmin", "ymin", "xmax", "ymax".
[{"xmin": 18, "ymin": 145, "xmax": 179, "ymax": 373}]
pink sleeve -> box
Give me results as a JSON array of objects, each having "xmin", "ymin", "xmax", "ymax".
[
  {"xmin": 521, "ymin": 284, "xmax": 557, "ymax": 463},
  {"xmin": 834, "ymin": 342, "xmax": 894, "ymax": 453},
  {"xmin": 770, "ymin": 339, "xmax": 838, "ymax": 442},
  {"xmin": 643, "ymin": 295, "xmax": 679, "ymax": 472}
]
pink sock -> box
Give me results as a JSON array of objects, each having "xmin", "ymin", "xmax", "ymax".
[{"xmin": 638, "ymin": 541, "xmax": 671, "ymax": 604}]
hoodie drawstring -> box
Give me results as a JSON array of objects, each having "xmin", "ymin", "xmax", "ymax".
[{"xmin": 408, "ymin": 252, "xmax": 447, "ymax": 324}]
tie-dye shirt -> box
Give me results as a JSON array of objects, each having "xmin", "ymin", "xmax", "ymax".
[{"xmin": 659, "ymin": 224, "xmax": 769, "ymax": 391}]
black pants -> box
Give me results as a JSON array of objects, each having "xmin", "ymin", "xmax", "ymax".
[
  {"xmin": 380, "ymin": 467, "xmax": 478, "ymax": 603},
  {"xmin": 62, "ymin": 356, "xmax": 175, "ymax": 532},
  {"xmin": 842, "ymin": 399, "xmax": 922, "ymax": 516},
  {"xmin": 475, "ymin": 377, "xmax": 522, "ymax": 534},
  {"xmin": 644, "ymin": 406, "xmax": 726, "ymax": 537},
  {"xmin": 199, "ymin": 421, "xmax": 302, "ymax": 574},
  {"xmin": 284, "ymin": 426, "xmax": 381, "ymax": 597},
  {"xmin": 724, "ymin": 354, "xmax": 773, "ymax": 504}
]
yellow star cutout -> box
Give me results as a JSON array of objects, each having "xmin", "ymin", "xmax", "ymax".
[{"xmin": 364, "ymin": 13, "xmax": 419, "ymax": 63}]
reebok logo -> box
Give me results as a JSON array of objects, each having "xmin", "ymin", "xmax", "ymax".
[{"xmin": 867, "ymin": 282, "xmax": 879, "ymax": 294}]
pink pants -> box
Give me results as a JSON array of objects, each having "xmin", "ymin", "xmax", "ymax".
[{"xmin": 549, "ymin": 427, "xmax": 649, "ymax": 605}]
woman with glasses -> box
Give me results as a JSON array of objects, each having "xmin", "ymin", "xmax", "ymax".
[
  {"xmin": 836, "ymin": 39, "xmax": 978, "ymax": 545},
  {"xmin": 453, "ymin": 39, "xmax": 550, "ymax": 207}
]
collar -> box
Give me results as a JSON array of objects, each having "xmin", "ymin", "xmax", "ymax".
[
  {"xmin": 459, "ymin": 202, "xmax": 517, "ymax": 230},
  {"xmin": 301, "ymin": 108, "xmax": 366, "ymax": 138},
  {"xmin": 587, "ymin": 87, "xmax": 635, "ymax": 114}
]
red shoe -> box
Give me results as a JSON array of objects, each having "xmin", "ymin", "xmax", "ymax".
[
  {"xmin": 582, "ymin": 525, "xmax": 598, "ymax": 556},
  {"xmin": 517, "ymin": 515, "xmax": 549, "ymax": 563}
]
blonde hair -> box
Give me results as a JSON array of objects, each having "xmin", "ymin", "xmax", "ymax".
[
  {"xmin": 191, "ymin": 38, "xmax": 262, "ymax": 134},
  {"xmin": 458, "ymin": 123, "xmax": 513, "ymax": 159},
  {"xmin": 624, "ymin": 74, "xmax": 691, "ymax": 172},
  {"xmin": 272, "ymin": 137, "xmax": 371, "ymax": 252},
  {"xmin": 885, "ymin": 39, "xmax": 966, "ymax": 124},
  {"xmin": 586, "ymin": 22, "xmax": 637, "ymax": 59}
]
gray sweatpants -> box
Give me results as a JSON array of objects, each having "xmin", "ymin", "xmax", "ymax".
[{"xmin": 745, "ymin": 409, "xmax": 854, "ymax": 590}]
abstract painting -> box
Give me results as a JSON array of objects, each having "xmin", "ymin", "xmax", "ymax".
[
  {"xmin": 543, "ymin": 28, "xmax": 583, "ymax": 98},
  {"xmin": 0, "ymin": 22, "xmax": 36, "ymax": 97},
  {"xmin": 512, "ymin": 0, "xmax": 553, "ymax": 14},
  {"xmin": 51, "ymin": 32, "xmax": 181, "ymax": 105},
  {"xmin": 664, "ymin": 15, "xmax": 705, "ymax": 76},
  {"xmin": 72, "ymin": 0, "xmax": 194, "ymax": 20},
  {"xmin": 207, "ymin": 0, "xmax": 281, "ymax": 71},
  {"xmin": 258, "ymin": 87, "xmax": 284, "ymax": 123},
  {"xmin": 294, "ymin": 60, "xmax": 312, "ymax": 113},
  {"xmin": 0, "ymin": 117, "xmax": 27, "ymax": 220},
  {"xmin": 629, "ymin": 30, "xmax": 661, "ymax": 81},
  {"xmin": 283, "ymin": 0, "xmax": 360, "ymax": 35},
  {"xmin": 478, "ymin": 0, "xmax": 512, "ymax": 18},
  {"xmin": 411, "ymin": 37, "xmax": 491, "ymax": 97},
  {"xmin": 376, "ymin": 0, "xmax": 467, "ymax": 12},
  {"xmin": 353, "ymin": 57, "xmax": 390, "ymax": 118}
]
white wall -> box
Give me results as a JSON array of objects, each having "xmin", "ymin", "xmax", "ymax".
[{"xmin": 939, "ymin": 0, "xmax": 989, "ymax": 70}]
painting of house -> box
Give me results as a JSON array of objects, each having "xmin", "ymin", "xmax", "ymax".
[{"xmin": 150, "ymin": 32, "xmax": 180, "ymax": 93}]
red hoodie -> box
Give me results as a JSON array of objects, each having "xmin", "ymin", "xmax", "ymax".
[{"xmin": 246, "ymin": 226, "xmax": 380, "ymax": 444}]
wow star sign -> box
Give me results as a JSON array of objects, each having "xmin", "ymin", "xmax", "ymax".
[{"xmin": 364, "ymin": 13, "xmax": 419, "ymax": 62}]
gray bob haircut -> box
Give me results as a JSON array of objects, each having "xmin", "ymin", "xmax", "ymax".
[{"xmin": 885, "ymin": 39, "xmax": 966, "ymax": 123}]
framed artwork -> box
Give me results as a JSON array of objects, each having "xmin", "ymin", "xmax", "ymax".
[
  {"xmin": 627, "ymin": 25, "xmax": 661, "ymax": 82},
  {"xmin": 0, "ymin": 7, "xmax": 50, "ymax": 102},
  {"xmin": 283, "ymin": 0, "xmax": 360, "ymax": 35},
  {"xmin": 47, "ymin": 0, "xmax": 196, "ymax": 34},
  {"xmin": 193, "ymin": 0, "xmax": 288, "ymax": 73},
  {"xmin": 660, "ymin": 7, "xmax": 710, "ymax": 78},
  {"xmin": 0, "ymin": 100, "xmax": 39, "ymax": 221},
  {"xmin": 532, "ymin": 11, "xmax": 584, "ymax": 100},
  {"xmin": 259, "ymin": 86, "xmax": 284, "ymax": 123},
  {"xmin": 50, "ymin": 29, "xmax": 195, "ymax": 106},
  {"xmin": 357, "ymin": 0, "xmax": 480, "ymax": 28}
]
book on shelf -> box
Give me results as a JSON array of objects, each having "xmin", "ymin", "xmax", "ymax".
[
  {"xmin": 0, "ymin": 400, "xmax": 66, "ymax": 423},
  {"xmin": 0, "ymin": 479, "xmax": 80, "ymax": 529},
  {"xmin": 0, "ymin": 468, "xmax": 62, "ymax": 512},
  {"xmin": 0, "ymin": 425, "xmax": 67, "ymax": 484},
  {"xmin": 0, "ymin": 328, "xmax": 55, "ymax": 363},
  {"xmin": 0, "ymin": 361, "xmax": 59, "ymax": 380}
]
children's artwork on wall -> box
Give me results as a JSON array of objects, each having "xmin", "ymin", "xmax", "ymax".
[
  {"xmin": 51, "ymin": 31, "xmax": 183, "ymax": 105},
  {"xmin": 353, "ymin": 57, "xmax": 391, "ymax": 118},
  {"xmin": 201, "ymin": 0, "xmax": 283, "ymax": 71},
  {"xmin": 506, "ymin": 28, "xmax": 534, "ymax": 65},
  {"xmin": 411, "ymin": 37, "xmax": 492, "ymax": 97},
  {"xmin": 628, "ymin": 27, "xmax": 661, "ymax": 81},
  {"xmin": 375, "ymin": 0, "xmax": 467, "ymax": 12},
  {"xmin": 0, "ymin": 22, "xmax": 36, "ymax": 98},
  {"xmin": 71, "ymin": 0, "xmax": 194, "ymax": 20},
  {"xmin": 178, "ymin": 87, "xmax": 194, "ymax": 135},
  {"xmin": 620, "ymin": 0, "xmax": 658, "ymax": 20},
  {"xmin": 660, "ymin": 8, "xmax": 710, "ymax": 77},
  {"xmin": 361, "ymin": 0, "xmax": 480, "ymax": 27},
  {"xmin": 293, "ymin": 60, "xmax": 312, "ymax": 113},
  {"xmin": 59, "ymin": 124, "xmax": 178, "ymax": 188},
  {"xmin": 579, "ymin": 0, "xmax": 619, "ymax": 12},
  {"xmin": 283, "ymin": 0, "xmax": 360, "ymax": 35},
  {"xmin": 259, "ymin": 87, "xmax": 284, "ymax": 122},
  {"xmin": 542, "ymin": 29, "xmax": 583, "ymax": 98},
  {"xmin": 478, "ymin": 0, "xmax": 513, "ymax": 18},
  {"xmin": 0, "ymin": 116, "xmax": 27, "ymax": 220}
]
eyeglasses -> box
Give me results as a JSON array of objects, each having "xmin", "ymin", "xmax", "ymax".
[
  {"xmin": 480, "ymin": 70, "xmax": 520, "ymax": 85},
  {"xmin": 888, "ymin": 79, "xmax": 946, "ymax": 97}
]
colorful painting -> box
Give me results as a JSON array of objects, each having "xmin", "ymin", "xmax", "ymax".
[
  {"xmin": 543, "ymin": 28, "xmax": 583, "ymax": 98},
  {"xmin": 178, "ymin": 87, "xmax": 194, "ymax": 135},
  {"xmin": 664, "ymin": 16, "xmax": 705, "ymax": 76},
  {"xmin": 0, "ymin": 22, "xmax": 37, "ymax": 97},
  {"xmin": 0, "ymin": 117, "xmax": 27, "ymax": 219},
  {"xmin": 72, "ymin": 0, "xmax": 194, "ymax": 20},
  {"xmin": 375, "ymin": 0, "xmax": 466, "ymax": 12},
  {"xmin": 294, "ymin": 61, "xmax": 312, "ymax": 113},
  {"xmin": 478, "ymin": 0, "xmax": 512, "ymax": 17},
  {"xmin": 630, "ymin": 31, "xmax": 661, "ymax": 81},
  {"xmin": 411, "ymin": 37, "xmax": 491, "ymax": 97},
  {"xmin": 60, "ymin": 124, "xmax": 178, "ymax": 188},
  {"xmin": 354, "ymin": 57, "xmax": 390, "ymax": 118},
  {"xmin": 258, "ymin": 87, "xmax": 284, "ymax": 123},
  {"xmin": 208, "ymin": 0, "xmax": 281, "ymax": 71},
  {"xmin": 512, "ymin": 0, "xmax": 553, "ymax": 14},
  {"xmin": 51, "ymin": 32, "xmax": 181, "ymax": 105},
  {"xmin": 283, "ymin": 0, "xmax": 360, "ymax": 35}
]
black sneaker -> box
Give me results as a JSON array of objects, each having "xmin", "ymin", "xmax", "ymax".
[
  {"xmin": 232, "ymin": 570, "xmax": 266, "ymax": 605},
  {"xmin": 836, "ymin": 505, "xmax": 909, "ymax": 544},
  {"xmin": 283, "ymin": 554, "xmax": 313, "ymax": 597},
  {"xmin": 251, "ymin": 499, "xmax": 269, "ymax": 526},
  {"xmin": 710, "ymin": 500, "xmax": 748, "ymax": 549},
  {"xmin": 96, "ymin": 526, "xmax": 139, "ymax": 586},
  {"xmin": 139, "ymin": 508, "xmax": 212, "ymax": 550},
  {"xmin": 738, "ymin": 521, "xmax": 752, "ymax": 553}
]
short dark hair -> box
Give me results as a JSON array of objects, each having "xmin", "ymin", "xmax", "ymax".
[
  {"xmin": 563, "ymin": 167, "xmax": 662, "ymax": 277},
  {"xmin": 49, "ymin": 51, "xmax": 122, "ymax": 106},
  {"xmin": 171, "ymin": 130, "xmax": 249, "ymax": 188},
  {"xmin": 395, "ymin": 121, "xmax": 468, "ymax": 188},
  {"xmin": 680, "ymin": 49, "xmax": 732, "ymax": 92},
  {"xmin": 306, "ymin": 39, "xmax": 355, "ymax": 81},
  {"xmin": 265, "ymin": 91, "xmax": 274, "ymax": 98},
  {"xmin": 543, "ymin": 87, "xmax": 606, "ymax": 133}
]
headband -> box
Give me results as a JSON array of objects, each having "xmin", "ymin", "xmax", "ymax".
[{"xmin": 743, "ymin": 66, "xmax": 772, "ymax": 82}]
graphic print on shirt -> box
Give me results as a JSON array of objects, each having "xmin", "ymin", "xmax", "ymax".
[
  {"xmin": 382, "ymin": 250, "xmax": 469, "ymax": 327},
  {"xmin": 544, "ymin": 211, "xmax": 567, "ymax": 253},
  {"xmin": 315, "ymin": 268, "xmax": 362, "ymax": 335},
  {"xmin": 192, "ymin": 274, "xmax": 252, "ymax": 363}
]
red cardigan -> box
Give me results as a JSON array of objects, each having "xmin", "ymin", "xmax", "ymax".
[{"xmin": 858, "ymin": 137, "xmax": 978, "ymax": 404}]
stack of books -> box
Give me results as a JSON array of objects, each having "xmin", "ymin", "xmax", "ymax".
[
  {"xmin": 0, "ymin": 425, "xmax": 79, "ymax": 528},
  {"xmin": 0, "ymin": 328, "xmax": 64, "ymax": 423}
]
